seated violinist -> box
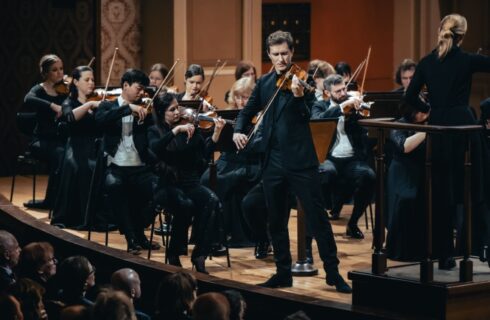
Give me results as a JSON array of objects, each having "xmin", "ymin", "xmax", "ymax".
[
  {"xmin": 313, "ymin": 74, "xmax": 375, "ymax": 239},
  {"xmin": 149, "ymin": 93, "xmax": 226, "ymax": 273},
  {"xmin": 307, "ymin": 59, "xmax": 336, "ymax": 102},
  {"xmin": 94, "ymin": 69, "xmax": 159, "ymax": 255},
  {"xmin": 393, "ymin": 58, "xmax": 417, "ymax": 93},
  {"xmin": 177, "ymin": 64, "xmax": 212, "ymax": 111}
]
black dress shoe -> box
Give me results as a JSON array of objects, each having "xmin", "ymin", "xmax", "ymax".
[
  {"xmin": 167, "ymin": 255, "xmax": 182, "ymax": 267},
  {"xmin": 138, "ymin": 238, "xmax": 161, "ymax": 250},
  {"xmin": 127, "ymin": 239, "xmax": 142, "ymax": 255},
  {"xmin": 24, "ymin": 199, "xmax": 51, "ymax": 210},
  {"xmin": 255, "ymin": 242, "xmax": 270, "ymax": 259},
  {"xmin": 211, "ymin": 244, "xmax": 227, "ymax": 257},
  {"xmin": 438, "ymin": 257, "xmax": 456, "ymax": 270},
  {"xmin": 326, "ymin": 273, "xmax": 352, "ymax": 293},
  {"xmin": 191, "ymin": 256, "xmax": 209, "ymax": 274},
  {"xmin": 258, "ymin": 273, "xmax": 293, "ymax": 288},
  {"xmin": 346, "ymin": 225, "xmax": 364, "ymax": 239}
]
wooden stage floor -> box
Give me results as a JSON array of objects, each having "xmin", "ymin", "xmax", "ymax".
[{"xmin": 0, "ymin": 175, "xmax": 405, "ymax": 306}]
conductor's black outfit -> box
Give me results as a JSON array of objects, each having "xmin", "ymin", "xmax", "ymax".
[{"xmin": 234, "ymin": 71, "xmax": 342, "ymax": 283}]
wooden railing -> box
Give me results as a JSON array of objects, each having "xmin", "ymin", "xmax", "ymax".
[{"xmin": 359, "ymin": 118, "xmax": 483, "ymax": 283}]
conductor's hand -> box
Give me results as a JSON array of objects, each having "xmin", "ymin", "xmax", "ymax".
[
  {"xmin": 233, "ymin": 133, "xmax": 248, "ymax": 150},
  {"xmin": 129, "ymin": 104, "xmax": 147, "ymax": 120}
]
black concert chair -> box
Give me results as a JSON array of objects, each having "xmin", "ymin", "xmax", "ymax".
[
  {"xmin": 10, "ymin": 113, "xmax": 40, "ymax": 204},
  {"xmin": 147, "ymin": 206, "xmax": 168, "ymax": 260}
]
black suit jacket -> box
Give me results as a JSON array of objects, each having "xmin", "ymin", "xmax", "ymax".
[
  {"xmin": 95, "ymin": 100, "xmax": 153, "ymax": 164},
  {"xmin": 234, "ymin": 71, "xmax": 317, "ymax": 170},
  {"xmin": 311, "ymin": 100, "xmax": 370, "ymax": 160}
]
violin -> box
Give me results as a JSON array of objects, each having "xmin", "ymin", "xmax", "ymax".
[
  {"xmin": 53, "ymin": 76, "xmax": 72, "ymax": 95},
  {"xmin": 276, "ymin": 64, "xmax": 315, "ymax": 93},
  {"xmin": 341, "ymin": 92, "xmax": 372, "ymax": 118},
  {"xmin": 87, "ymin": 90, "xmax": 119, "ymax": 102},
  {"xmin": 178, "ymin": 107, "xmax": 234, "ymax": 129}
]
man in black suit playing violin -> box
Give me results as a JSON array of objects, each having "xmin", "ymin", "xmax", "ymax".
[
  {"xmin": 312, "ymin": 74, "xmax": 375, "ymax": 240},
  {"xmin": 233, "ymin": 31, "xmax": 351, "ymax": 293}
]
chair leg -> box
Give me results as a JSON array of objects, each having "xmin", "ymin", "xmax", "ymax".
[
  {"xmin": 10, "ymin": 173, "xmax": 16, "ymax": 203},
  {"xmin": 148, "ymin": 219, "xmax": 156, "ymax": 260},
  {"xmin": 158, "ymin": 210, "xmax": 165, "ymax": 246},
  {"xmin": 164, "ymin": 212, "xmax": 171, "ymax": 264},
  {"xmin": 105, "ymin": 224, "xmax": 109, "ymax": 247},
  {"xmin": 364, "ymin": 207, "xmax": 369, "ymax": 230},
  {"xmin": 32, "ymin": 162, "xmax": 37, "ymax": 202},
  {"xmin": 369, "ymin": 203, "xmax": 374, "ymax": 229}
]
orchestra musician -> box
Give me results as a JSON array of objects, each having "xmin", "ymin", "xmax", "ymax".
[
  {"xmin": 306, "ymin": 59, "xmax": 336, "ymax": 102},
  {"xmin": 50, "ymin": 66, "xmax": 101, "ymax": 229},
  {"xmin": 94, "ymin": 69, "xmax": 159, "ymax": 255},
  {"xmin": 312, "ymin": 74, "xmax": 375, "ymax": 240},
  {"xmin": 232, "ymin": 30, "xmax": 351, "ymax": 293},
  {"xmin": 385, "ymin": 102, "xmax": 429, "ymax": 261},
  {"xmin": 149, "ymin": 93, "xmax": 225, "ymax": 273},
  {"xmin": 224, "ymin": 61, "xmax": 257, "ymax": 103},
  {"xmin": 393, "ymin": 58, "xmax": 417, "ymax": 93},
  {"xmin": 177, "ymin": 64, "xmax": 212, "ymax": 111},
  {"xmin": 149, "ymin": 63, "xmax": 169, "ymax": 88},
  {"xmin": 23, "ymin": 54, "xmax": 68, "ymax": 210},
  {"xmin": 335, "ymin": 61, "xmax": 357, "ymax": 90},
  {"xmin": 404, "ymin": 13, "xmax": 490, "ymax": 269}
]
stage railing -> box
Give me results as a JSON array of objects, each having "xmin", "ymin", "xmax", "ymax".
[{"xmin": 359, "ymin": 118, "xmax": 483, "ymax": 283}]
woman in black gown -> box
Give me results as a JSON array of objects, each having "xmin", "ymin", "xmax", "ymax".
[
  {"xmin": 386, "ymin": 105, "xmax": 429, "ymax": 261},
  {"xmin": 149, "ymin": 93, "xmax": 225, "ymax": 273},
  {"xmin": 51, "ymin": 66, "xmax": 100, "ymax": 229},
  {"xmin": 23, "ymin": 54, "xmax": 68, "ymax": 209},
  {"xmin": 404, "ymin": 13, "xmax": 490, "ymax": 268}
]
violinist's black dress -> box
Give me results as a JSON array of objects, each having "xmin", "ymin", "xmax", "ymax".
[
  {"xmin": 386, "ymin": 118, "xmax": 425, "ymax": 261},
  {"xmin": 405, "ymin": 45, "xmax": 490, "ymax": 260},
  {"xmin": 51, "ymin": 98, "xmax": 99, "ymax": 228},
  {"xmin": 24, "ymin": 84, "xmax": 66, "ymax": 207}
]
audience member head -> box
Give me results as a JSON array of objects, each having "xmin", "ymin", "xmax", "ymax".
[
  {"xmin": 227, "ymin": 77, "xmax": 255, "ymax": 109},
  {"xmin": 149, "ymin": 63, "xmax": 169, "ymax": 87},
  {"xmin": 12, "ymin": 278, "xmax": 47, "ymax": 320},
  {"xmin": 39, "ymin": 54, "xmax": 63, "ymax": 83},
  {"xmin": 284, "ymin": 310, "xmax": 311, "ymax": 320},
  {"xmin": 111, "ymin": 268, "xmax": 142, "ymax": 301},
  {"xmin": 58, "ymin": 256, "xmax": 95, "ymax": 301},
  {"xmin": 222, "ymin": 290, "xmax": 246, "ymax": 320},
  {"xmin": 437, "ymin": 13, "xmax": 467, "ymax": 59},
  {"xmin": 18, "ymin": 242, "xmax": 56, "ymax": 283},
  {"xmin": 93, "ymin": 289, "xmax": 136, "ymax": 320},
  {"xmin": 59, "ymin": 305, "xmax": 90, "ymax": 320},
  {"xmin": 155, "ymin": 271, "xmax": 197, "ymax": 319},
  {"xmin": 0, "ymin": 230, "xmax": 20, "ymax": 269},
  {"xmin": 234, "ymin": 61, "xmax": 257, "ymax": 82},
  {"xmin": 0, "ymin": 294, "xmax": 24, "ymax": 320},
  {"xmin": 192, "ymin": 292, "xmax": 230, "ymax": 320},
  {"xmin": 394, "ymin": 59, "xmax": 416, "ymax": 91}
]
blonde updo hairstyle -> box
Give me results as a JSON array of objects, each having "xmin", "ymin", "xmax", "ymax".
[{"xmin": 437, "ymin": 14, "xmax": 467, "ymax": 60}]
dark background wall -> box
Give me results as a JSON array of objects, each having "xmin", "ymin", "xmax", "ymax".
[{"xmin": 0, "ymin": 0, "xmax": 97, "ymax": 176}]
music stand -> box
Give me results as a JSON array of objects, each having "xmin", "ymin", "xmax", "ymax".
[
  {"xmin": 178, "ymin": 100, "xmax": 202, "ymax": 109},
  {"xmin": 292, "ymin": 118, "xmax": 338, "ymax": 276},
  {"xmin": 363, "ymin": 91, "xmax": 403, "ymax": 138}
]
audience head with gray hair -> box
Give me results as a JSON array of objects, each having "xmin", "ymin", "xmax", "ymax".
[{"xmin": 0, "ymin": 231, "xmax": 20, "ymax": 292}]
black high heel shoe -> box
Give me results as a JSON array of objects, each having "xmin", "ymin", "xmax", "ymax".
[
  {"xmin": 191, "ymin": 256, "xmax": 209, "ymax": 274},
  {"xmin": 479, "ymin": 245, "xmax": 488, "ymax": 262}
]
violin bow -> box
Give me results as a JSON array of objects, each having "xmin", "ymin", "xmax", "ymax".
[
  {"xmin": 346, "ymin": 58, "xmax": 366, "ymax": 89},
  {"xmin": 152, "ymin": 59, "xmax": 181, "ymax": 100},
  {"xmin": 102, "ymin": 47, "xmax": 119, "ymax": 100},
  {"xmin": 199, "ymin": 59, "xmax": 221, "ymax": 98},
  {"xmin": 87, "ymin": 56, "xmax": 95, "ymax": 68},
  {"xmin": 359, "ymin": 46, "xmax": 372, "ymax": 95}
]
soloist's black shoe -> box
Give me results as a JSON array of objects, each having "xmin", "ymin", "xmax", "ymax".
[
  {"xmin": 127, "ymin": 238, "xmax": 142, "ymax": 255},
  {"xmin": 24, "ymin": 199, "xmax": 51, "ymax": 210},
  {"xmin": 255, "ymin": 242, "xmax": 270, "ymax": 259},
  {"xmin": 438, "ymin": 257, "xmax": 456, "ymax": 270},
  {"xmin": 346, "ymin": 224, "xmax": 364, "ymax": 239},
  {"xmin": 258, "ymin": 273, "xmax": 293, "ymax": 288},
  {"xmin": 326, "ymin": 273, "xmax": 352, "ymax": 294},
  {"xmin": 136, "ymin": 236, "xmax": 161, "ymax": 250},
  {"xmin": 479, "ymin": 245, "xmax": 488, "ymax": 262}
]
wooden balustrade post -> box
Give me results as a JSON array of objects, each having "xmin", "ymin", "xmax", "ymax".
[
  {"xmin": 460, "ymin": 133, "xmax": 473, "ymax": 282},
  {"xmin": 372, "ymin": 128, "xmax": 387, "ymax": 275},
  {"xmin": 420, "ymin": 134, "xmax": 433, "ymax": 283}
]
